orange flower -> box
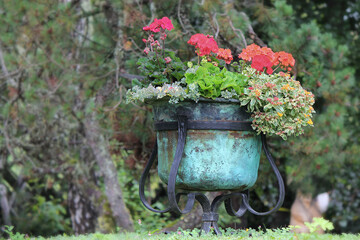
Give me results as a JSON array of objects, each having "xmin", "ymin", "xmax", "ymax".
[
  {"xmin": 281, "ymin": 84, "xmax": 295, "ymax": 91},
  {"xmin": 275, "ymin": 51, "xmax": 295, "ymax": 68},
  {"xmin": 216, "ymin": 48, "xmax": 233, "ymax": 64},
  {"xmin": 260, "ymin": 46, "xmax": 276, "ymax": 64},
  {"xmin": 238, "ymin": 44, "xmax": 262, "ymax": 61}
]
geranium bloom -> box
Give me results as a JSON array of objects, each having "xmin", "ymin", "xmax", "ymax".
[
  {"xmin": 187, "ymin": 33, "xmax": 219, "ymax": 56},
  {"xmin": 251, "ymin": 55, "xmax": 274, "ymax": 74},
  {"xmin": 239, "ymin": 44, "xmax": 296, "ymax": 74},
  {"xmin": 143, "ymin": 17, "xmax": 174, "ymax": 32},
  {"xmin": 260, "ymin": 47, "xmax": 276, "ymax": 64},
  {"xmin": 216, "ymin": 48, "xmax": 233, "ymax": 64},
  {"xmin": 239, "ymin": 44, "xmax": 277, "ymax": 63},
  {"xmin": 238, "ymin": 44, "xmax": 262, "ymax": 61},
  {"xmin": 275, "ymin": 51, "xmax": 295, "ymax": 66}
]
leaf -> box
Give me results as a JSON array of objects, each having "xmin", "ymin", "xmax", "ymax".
[
  {"xmin": 131, "ymin": 78, "xmax": 142, "ymax": 87},
  {"xmin": 250, "ymin": 98, "xmax": 256, "ymax": 110},
  {"xmin": 241, "ymin": 99, "xmax": 250, "ymax": 106}
]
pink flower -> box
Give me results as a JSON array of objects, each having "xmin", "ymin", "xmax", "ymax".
[
  {"xmin": 164, "ymin": 57, "xmax": 172, "ymax": 63},
  {"xmin": 143, "ymin": 47, "xmax": 150, "ymax": 55},
  {"xmin": 142, "ymin": 39, "xmax": 147, "ymax": 43},
  {"xmin": 265, "ymin": 82, "xmax": 275, "ymax": 88},
  {"xmin": 151, "ymin": 40, "xmax": 160, "ymax": 47},
  {"xmin": 159, "ymin": 17, "xmax": 174, "ymax": 31},
  {"xmin": 187, "ymin": 33, "xmax": 219, "ymax": 56},
  {"xmin": 160, "ymin": 33, "xmax": 167, "ymax": 41},
  {"xmin": 143, "ymin": 17, "xmax": 174, "ymax": 33}
]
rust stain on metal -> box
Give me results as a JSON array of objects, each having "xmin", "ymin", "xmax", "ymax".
[
  {"xmin": 190, "ymin": 131, "xmax": 216, "ymax": 140},
  {"xmin": 229, "ymin": 131, "xmax": 254, "ymax": 139}
]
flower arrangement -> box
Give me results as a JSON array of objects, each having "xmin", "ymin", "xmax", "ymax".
[{"xmin": 126, "ymin": 17, "xmax": 315, "ymax": 140}]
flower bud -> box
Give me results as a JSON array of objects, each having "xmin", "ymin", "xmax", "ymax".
[
  {"xmin": 143, "ymin": 47, "xmax": 150, "ymax": 55},
  {"xmin": 164, "ymin": 57, "xmax": 172, "ymax": 64}
]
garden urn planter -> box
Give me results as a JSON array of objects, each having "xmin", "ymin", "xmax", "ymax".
[{"xmin": 152, "ymin": 98, "xmax": 261, "ymax": 191}]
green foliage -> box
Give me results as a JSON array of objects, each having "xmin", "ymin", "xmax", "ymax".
[
  {"xmin": 326, "ymin": 151, "xmax": 360, "ymax": 233},
  {"xmin": 37, "ymin": 228, "xmax": 360, "ymax": 240},
  {"xmin": 136, "ymin": 51, "xmax": 186, "ymax": 87},
  {"xmin": 184, "ymin": 62, "xmax": 248, "ymax": 99},
  {"xmin": 304, "ymin": 217, "xmax": 334, "ymax": 234},
  {"xmin": 113, "ymin": 152, "xmax": 168, "ymax": 233},
  {"xmin": 253, "ymin": 0, "xmax": 359, "ymax": 232},
  {"xmin": 3, "ymin": 226, "xmax": 28, "ymax": 240},
  {"xmin": 15, "ymin": 196, "xmax": 71, "ymax": 236}
]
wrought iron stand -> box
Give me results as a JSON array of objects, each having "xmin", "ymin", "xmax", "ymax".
[{"xmin": 139, "ymin": 115, "xmax": 285, "ymax": 235}]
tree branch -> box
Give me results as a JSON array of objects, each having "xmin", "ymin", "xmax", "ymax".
[
  {"xmin": 119, "ymin": 73, "xmax": 145, "ymax": 80},
  {"xmin": 240, "ymin": 12, "xmax": 266, "ymax": 47}
]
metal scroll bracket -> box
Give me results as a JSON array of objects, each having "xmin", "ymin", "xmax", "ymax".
[{"xmin": 139, "ymin": 115, "xmax": 285, "ymax": 235}]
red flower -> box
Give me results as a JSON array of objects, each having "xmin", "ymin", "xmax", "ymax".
[
  {"xmin": 238, "ymin": 44, "xmax": 261, "ymax": 61},
  {"xmin": 275, "ymin": 51, "xmax": 295, "ymax": 69},
  {"xmin": 251, "ymin": 55, "xmax": 274, "ymax": 74},
  {"xmin": 260, "ymin": 47, "xmax": 276, "ymax": 64},
  {"xmin": 216, "ymin": 48, "xmax": 233, "ymax": 64},
  {"xmin": 143, "ymin": 17, "xmax": 174, "ymax": 33},
  {"xmin": 239, "ymin": 44, "xmax": 296, "ymax": 74},
  {"xmin": 187, "ymin": 33, "xmax": 219, "ymax": 56}
]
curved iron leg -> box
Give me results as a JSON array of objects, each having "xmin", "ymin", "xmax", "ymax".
[
  {"xmin": 222, "ymin": 135, "xmax": 285, "ymax": 217},
  {"xmin": 139, "ymin": 115, "xmax": 197, "ymax": 215},
  {"xmin": 241, "ymin": 134, "xmax": 285, "ymax": 215},
  {"xmin": 167, "ymin": 115, "xmax": 197, "ymax": 214},
  {"xmin": 139, "ymin": 141, "xmax": 171, "ymax": 213}
]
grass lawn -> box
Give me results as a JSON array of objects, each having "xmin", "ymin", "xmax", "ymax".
[{"xmin": 4, "ymin": 228, "xmax": 360, "ymax": 240}]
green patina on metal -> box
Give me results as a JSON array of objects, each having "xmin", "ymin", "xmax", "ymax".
[{"xmin": 152, "ymin": 99, "xmax": 261, "ymax": 191}]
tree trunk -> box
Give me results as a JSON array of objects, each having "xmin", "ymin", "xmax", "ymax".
[
  {"xmin": 85, "ymin": 112, "xmax": 134, "ymax": 232},
  {"xmin": 67, "ymin": 183, "xmax": 98, "ymax": 235},
  {"xmin": 0, "ymin": 184, "xmax": 11, "ymax": 226}
]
